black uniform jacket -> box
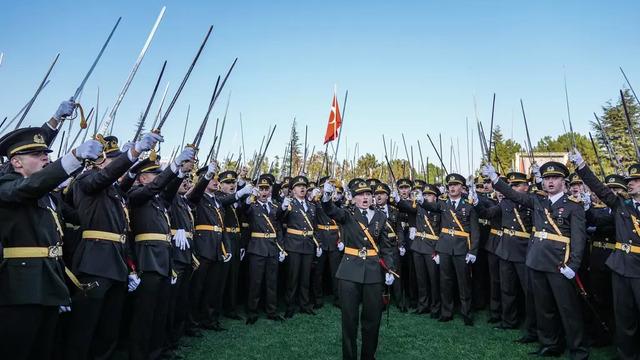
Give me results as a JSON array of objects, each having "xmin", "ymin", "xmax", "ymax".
[
  {"xmin": 396, "ymin": 199, "xmax": 441, "ymax": 255},
  {"xmin": 578, "ymin": 165, "xmax": 640, "ymax": 278},
  {"xmin": 279, "ymin": 198, "xmax": 317, "ymax": 255},
  {"xmin": 128, "ymin": 166, "xmax": 178, "ymax": 277},
  {"xmin": 420, "ymin": 197, "xmax": 480, "ymax": 256},
  {"xmin": 71, "ymin": 151, "xmax": 135, "ymax": 281},
  {"xmin": 0, "ymin": 159, "xmax": 73, "ymax": 306},
  {"xmin": 495, "ymin": 179, "xmax": 586, "ymax": 273},
  {"xmin": 244, "ymin": 198, "xmax": 284, "ymax": 257},
  {"xmin": 322, "ymin": 200, "xmax": 395, "ymax": 284}
]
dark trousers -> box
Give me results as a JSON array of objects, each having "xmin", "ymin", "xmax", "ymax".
[
  {"xmin": 413, "ymin": 251, "xmax": 440, "ymax": 313},
  {"xmin": 129, "ymin": 272, "xmax": 171, "ymax": 360},
  {"xmin": 472, "ymin": 248, "xmax": 489, "ymax": 310},
  {"xmin": 223, "ymin": 240, "xmax": 242, "ymax": 316},
  {"xmin": 64, "ymin": 277, "xmax": 126, "ymax": 360},
  {"xmin": 167, "ymin": 265, "xmax": 192, "ymax": 347},
  {"xmin": 440, "ymin": 253, "xmax": 472, "ymax": 318},
  {"xmin": 190, "ymin": 257, "xmax": 227, "ymax": 325},
  {"xmin": 487, "ymin": 252, "xmax": 502, "ymax": 319},
  {"xmin": 312, "ymin": 249, "xmax": 341, "ymax": 305},
  {"xmin": 339, "ymin": 280, "xmax": 384, "ymax": 360},
  {"xmin": 0, "ymin": 305, "xmax": 58, "ymax": 360},
  {"xmin": 400, "ymin": 248, "xmax": 417, "ymax": 306},
  {"xmin": 499, "ymin": 259, "xmax": 537, "ymax": 338},
  {"xmin": 390, "ymin": 248, "xmax": 404, "ymax": 308},
  {"xmin": 612, "ymin": 272, "xmax": 640, "ymax": 360},
  {"xmin": 530, "ymin": 269, "xmax": 589, "ymax": 359},
  {"xmin": 285, "ymin": 252, "xmax": 313, "ymax": 312},
  {"xmin": 247, "ymin": 254, "xmax": 279, "ymax": 315}
]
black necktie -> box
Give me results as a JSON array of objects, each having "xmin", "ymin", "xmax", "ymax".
[
  {"xmin": 263, "ymin": 204, "xmax": 269, "ymax": 213},
  {"xmin": 362, "ymin": 210, "xmax": 368, "ymax": 223}
]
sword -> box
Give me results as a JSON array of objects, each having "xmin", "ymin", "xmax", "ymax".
[
  {"xmin": 133, "ymin": 60, "xmax": 167, "ymax": 141},
  {"xmin": 15, "ymin": 53, "xmax": 60, "ymax": 129},
  {"xmin": 621, "ymin": 89, "xmax": 640, "ymax": 162},
  {"xmin": 98, "ymin": 7, "xmax": 165, "ymax": 136}
]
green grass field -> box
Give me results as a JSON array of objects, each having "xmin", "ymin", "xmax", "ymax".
[{"xmin": 177, "ymin": 303, "xmax": 616, "ymax": 359}]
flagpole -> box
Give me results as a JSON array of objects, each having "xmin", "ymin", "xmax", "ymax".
[{"xmin": 331, "ymin": 89, "xmax": 348, "ymax": 178}]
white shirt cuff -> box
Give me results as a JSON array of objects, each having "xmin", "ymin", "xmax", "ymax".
[
  {"xmin": 127, "ymin": 149, "xmax": 137, "ymax": 162},
  {"xmin": 60, "ymin": 153, "xmax": 82, "ymax": 175}
]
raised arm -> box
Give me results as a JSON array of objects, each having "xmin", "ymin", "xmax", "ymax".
[
  {"xmin": 77, "ymin": 151, "xmax": 135, "ymax": 194},
  {"xmin": 576, "ymin": 164, "xmax": 619, "ymax": 209},
  {"xmin": 128, "ymin": 166, "xmax": 177, "ymax": 206}
]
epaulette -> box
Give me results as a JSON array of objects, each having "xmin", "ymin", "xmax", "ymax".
[
  {"xmin": 591, "ymin": 203, "xmax": 607, "ymax": 209},
  {"xmin": 567, "ymin": 195, "xmax": 583, "ymax": 204},
  {"xmin": 439, "ymin": 194, "xmax": 448, "ymax": 201},
  {"xmin": 534, "ymin": 190, "xmax": 547, "ymax": 197}
]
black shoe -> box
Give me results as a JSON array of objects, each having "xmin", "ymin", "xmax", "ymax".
[
  {"xmin": 529, "ymin": 346, "xmax": 563, "ymax": 357},
  {"xmin": 487, "ymin": 317, "xmax": 501, "ymax": 324},
  {"xmin": 246, "ymin": 315, "xmax": 258, "ymax": 325},
  {"xmin": 284, "ymin": 310, "xmax": 295, "ymax": 318},
  {"xmin": 438, "ymin": 316, "xmax": 453, "ymax": 322},
  {"xmin": 267, "ymin": 314, "xmax": 285, "ymax": 322},
  {"xmin": 399, "ymin": 306, "xmax": 408, "ymax": 313},
  {"xmin": 414, "ymin": 308, "xmax": 430, "ymax": 315},
  {"xmin": 462, "ymin": 315, "xmax": 474, "ymax": 326},
  {"xmin": 225, "ymin": 313, "xmax": 243, "ymax": 320},
  {"xmin": 515, "ymin": 335, "xmax": 538, "ymax": 344},
  {"xmin": 313, "ymin": 303, "xmax": 324, "ymax": 310},
  {"xmin": 202, "ymin": 322, "xmax": 227, "ymax": 332},
  {"xmin": 301, "ymin": 308, "xmax": 317, "ymax": 315},
  {"xmin": 430, "ymin": 312, "xmax": 440, "ymax": 319}
]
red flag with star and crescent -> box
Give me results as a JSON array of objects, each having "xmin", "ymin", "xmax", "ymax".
[{"xmin": 323, "ymin": 91, "xmax": 342, "ymax": 144}]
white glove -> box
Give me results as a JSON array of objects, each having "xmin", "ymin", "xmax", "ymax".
[
  {"xmin": 345, "ymin": 191, "xmax": 353, "ymax": 202},
  {"xmin": 399, "ymin": 246, "xmax": 406, "ymax": 257},
  {"xmin": 236, "ymin": 184, "xmax": 253, "ymax": 199},
  {"xmin": 316, "ymin": 247, "xmax": 323, "ymax": 258},
  {"xmin": 465, "ymin": 253, "xmax": 477, "ymax": 264},
  {"xmin": 54, "ymin": 99, "xmax": 76, "ymax": 120},
  {"xmin": 385, "ymin": 272, "xmax": 395, "ymax": 286},
  {"xmin": 121, "ymin": 141, "xmax": 135, "ymax": 154},
  {"xmin": 251, "ymin": 187, "xmax": 260, "ymax": 197},
  {"xmin": 174, "ymin": 147, "xmax": 196, "ymax": 166},
  {"xmin": 323, "ymin": 181, "xmax": 335, "ymax": 195},
  {"xmin": 135, "ymin": 132, "xmax": 163, "ymax": 153},
  {"xmin": 560, "ymin": 265, "xmax": 576, "ymax": 279},
  {"xmin": 278, "ymin": 251, "xmax": 286, "ymax": 263},
  {"xmin": 128, "ymin": 273, "xmax": 141, "ymax": 292},
  {"xmin": 58, "ymin": 305, "xmax": 71, "ymax": 313},
  {"xmin": 531, "ymin": 163, "xmax": 542, "ymax": 183},
  {"xmin": 337, "ymin": 241, "xmax": 344, "ymax": 251},
  {"xmin": 391, "ymin": 190, "xmax": 400, "ymax": 203},
  {"xmin": 581, "ymin": 192, "xmax": 592, "ymax": 211},
  {"xmin": 415, "ymin": 192, "xmax": 424, "ymax": 204},
  {"xmin": 311, "ymin": 188, "xmax": 321, "ymax": 199},
  {"xmin": 75, "ymin": 139, "xmax": 104, "ymax": 160},
  {"xmin": 206, "ymin": 161, "xmax": 219, "ymax": 177},
  {"xmin": 173, "ymin": 229, "xmax": 190, "ymax": 251},
  {"xmin": 432, "ymin": 253, "xmax": 440, "ymax": 265},
  {"xmin": 240, "ymin": 248, "xmax": 246, "ymax": 261},
  {"xmin": 223, "ymin": 253, "xmax": 233, "ymax": 263},
  {"xmin": 282, "ymin": 197, "xmax": 292, "ymax": 211},
  {"xmin": 481, "ymin": 164, "xmax": 498, "ymax": 182},
  {"xmin": 171, "ymin": 276, "xmax": 177, "ymax": 285},
  {"xmin": 469, "ymin": 187, "xmax": 479, "ymax": 206},
  {"xmin": 569, "ymin": 149, "xmax": 585, "ymax": 168},
  {"xmin": 409, "ymin": 227, "xmax": 416, "ymax": 240}
]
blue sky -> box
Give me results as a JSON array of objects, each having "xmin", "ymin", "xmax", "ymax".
[{"xmin": 1, "ymin": 0, "xmax": 639, "ymax": 173}]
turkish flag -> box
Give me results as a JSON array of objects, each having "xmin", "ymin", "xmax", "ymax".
[{"xmin": 323, "ymin": 92, "xmax": 342, "ymax": 144}]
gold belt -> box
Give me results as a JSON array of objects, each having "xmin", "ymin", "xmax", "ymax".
[
  {"xmin": 82, "ymin": 230, "xmax": 126, "ymax": 243},
  {"xmin": 440, "ymin": 227, "xmax": 469, "ymax": 238},
  {"xmin": 134, "ymin": 233, "xmax": 171, "ymax": 242},
  {"xmin": 478, "ymin": 219, "xmax": 490, "ymax": 226},
  {"xmin": 502, "ymin": 228, "xmax": 530, "ymax": 238},
  {"xmin": 592, "ymin": 241, "xmax": 615, "ymax": 250},
  {"xmin": 615, "ymin": 242, "xmax": 640, "ymax": 254},
  {"xmin": 3, "ymin": 245, "xmax": 63, "ymax": 259},
  {"xmin": 287, "ymin": 228, "xmax": 314, "ymax": 237},
  {"xmin": 490, "ymin": 229, "xmax": 504, "ymax": 236},
  {"xmin": 416, "ymin": 231, "xmax": 439, "ymax": 240},
  {"xmin": 225, "ymin": 227, "xmax": 241, "ymax": 233},
  {"xmin": 317, "ymin": 224, "xmax": 339, "ymax": 231},
  {"xmin": 533, "ymin": 231, "xmax": 569, "ymax": 244},
  {"xmin": 241, "ymin": 222, "xmax": 249, "ymax": 228},
  {"xmin": 251, "ymin": 232, "xmax": 277, "ymax": 239},
  {"xmin": 344, "ymin": 246, "xmax": 377, "ymax": 259},
  {"xmin": 170, "ymin": 229, "xmax": 193, "ymax": 238},
  {"xmin": 195, "ymin": 225, "xmax": 223, "ymax": 232}
]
